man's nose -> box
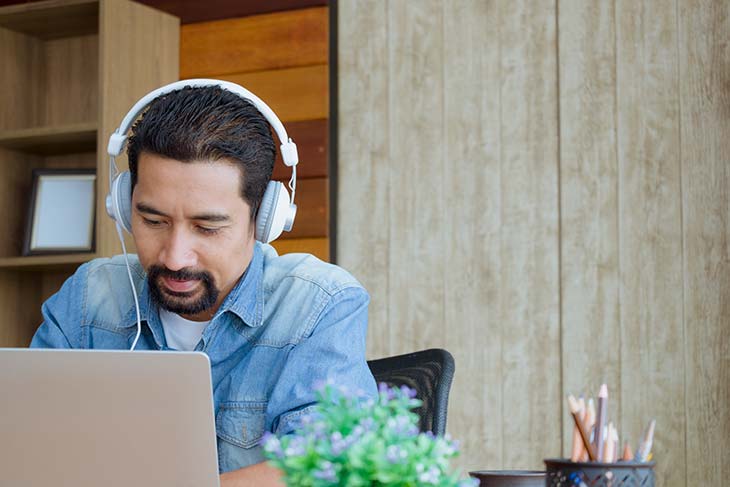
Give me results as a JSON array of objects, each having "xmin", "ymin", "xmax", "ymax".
[{"xmin": 159, "ymin": 229, "xmax": 197, "ymax": 271}]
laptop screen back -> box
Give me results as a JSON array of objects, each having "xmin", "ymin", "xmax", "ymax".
[{"xmin": 0, "ymin": 349, "xmax": 220, "ymax": 487}]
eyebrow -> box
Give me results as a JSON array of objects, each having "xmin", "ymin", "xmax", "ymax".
[
  {"xmin": 135, "ymin": 203, "xmax": 231, "ymax": 223},
  {"xmin": 190, "ymin": 212, "xmax": 231, "ymax": 223}
]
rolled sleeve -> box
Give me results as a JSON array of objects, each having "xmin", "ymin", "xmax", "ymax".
[{"xmin": 267, "ymin": 285, "xmax": 378, "ymax": 435}]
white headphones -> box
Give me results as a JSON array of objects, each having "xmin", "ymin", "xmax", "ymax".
[{"xmin": 105, "ymin": 78, "xmax": 299, "ymax": 244}]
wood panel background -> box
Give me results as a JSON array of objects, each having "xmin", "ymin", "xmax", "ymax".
[
  {"xmin": 338, "ymin": 0, "xmax": 729, "ymax": 484},
  {"xmin": 180, "ymin": 6, "xmax": 330, "ymax": 261},
  {"xmin": 0, "ymin": 0, "xmax": 327, "ymax": 24}
]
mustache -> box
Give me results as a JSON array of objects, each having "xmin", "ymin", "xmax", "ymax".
[
  {"xmin": 147, "ymin": 265, "xmax": 213, "ymax": 283},
  {"xmin": 146, "ymin": 264, "xmax": 219, "ymax": 314}
]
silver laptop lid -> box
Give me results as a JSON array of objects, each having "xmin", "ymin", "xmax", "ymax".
[{"xmin": 0, "ymin": 349, "xmax": 220, "ymax": 487}]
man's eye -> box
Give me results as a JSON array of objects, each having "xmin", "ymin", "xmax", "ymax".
[
  {"xmin": 198, "ymin": 226, "xmax": 220, "ymax": 235},
  {"xmin": 143, "ymin": 218, "xmax": 163, "ymax": 227}
]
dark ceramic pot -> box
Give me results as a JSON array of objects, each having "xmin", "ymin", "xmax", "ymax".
[{"xmin": 468, "ymin": 470, "xmax": 546, "ymax": 487}]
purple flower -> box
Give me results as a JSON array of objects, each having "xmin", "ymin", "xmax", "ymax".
[
  {"xmin": 400, "ymin": 385, "xmax": 417, "ymax": 399},
  {"xmin": 284, "ymin": 436, "xmax": 307, "ymax": 457},
  {"xmin": 434, "ymin": 437, "xmax": 457, "ymax": 456},
  {"xmin": 360, "ymin": 417, "xmax": 375, "ymax": 431},
  {"xmin": 387, "ymin": 414, "xmax": 419, "ymax": 437},
  {"xmin": 312, "ymin": 460, "xmax": 337, "ymax": 482},
  {"xmin": 378, "ymin": 382, "xmax": 396, "ymax": 401},
  {"xmin": 311, "ymin": 421, "xmax": 328, "ymax": 440},
  {"xmin": 330, "ymin": 431, "xmax": 349, "ymax": 456},
  {"xmin": 418, "ymin": 465, "xmax": 442, "ymax": 484},
  {"xmin": 260, "ymin": 431, "xmax": 274, "ymax": 446},
  {"xmin": 261, "ymin": 432, "xmax": 283, "ymax": 458},
  {"xmin": 386, "ymin": 445, "xmax": 408, "ymax": 463}
]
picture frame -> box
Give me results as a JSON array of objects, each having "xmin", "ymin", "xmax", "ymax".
[{"xmin": 23, "ymin": 169, "xmax": 96, "ymax": 255}]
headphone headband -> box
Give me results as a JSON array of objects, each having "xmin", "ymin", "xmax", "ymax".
[{"xmin": 106, "ymin": 79, "xmax": 299, "ymax": 167}]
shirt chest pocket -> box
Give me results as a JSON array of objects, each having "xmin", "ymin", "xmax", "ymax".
[{"xmin": 216, "ymin": 401, "xmax": 267, "ymax": 449}]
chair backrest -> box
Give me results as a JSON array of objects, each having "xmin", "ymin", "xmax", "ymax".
[{"xmin": 367, "ymin": 348, "xmax": 455, "ymax": 436}]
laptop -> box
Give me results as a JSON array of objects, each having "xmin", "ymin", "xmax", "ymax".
[{"xmin": 0, "ymin": 348, "xmax": 220, "ymax": 487}]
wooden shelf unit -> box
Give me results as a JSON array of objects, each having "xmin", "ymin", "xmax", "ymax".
[
  {"xmin": 0, "ymin": 0, "xmax": 99, "ymax": 39},
  {"xmin": 0, "ymin": 253, "xmax": 97, "ymax": 271},
  {"xmin": 0, "ymin": 0, "xmax": 179, "ymax": 347},
  {"xmin": 0, "ymin": 122, "xmax": 98, "ymax": 154}
]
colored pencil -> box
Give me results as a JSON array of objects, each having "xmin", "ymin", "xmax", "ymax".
[
  {"xmin": 568, "ymin": 395, "xmax": 597, "ymax": 461},
  {"xmin": 570, "ymin": 396, "xmax": 586, "ymax": 461},
  {"xmin": 594, "ymin": 384, "xmax": 608, "ymax": 462},
  {"xmin": 621, "ymin": 440, "xmax": 633, "ymax": 461},
  {"xmin": 636, "ymin": 419, "xmax": 656, "ymax": 462}
]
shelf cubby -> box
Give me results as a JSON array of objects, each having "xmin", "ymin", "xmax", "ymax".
[{"xmin": 0, "ymin": 122, "xmax": 97, "ymax": 155}]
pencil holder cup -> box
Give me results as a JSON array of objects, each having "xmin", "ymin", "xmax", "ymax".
[{"xmin": 543, "ymin": 458, "xmax": 655, "ymax": 486}]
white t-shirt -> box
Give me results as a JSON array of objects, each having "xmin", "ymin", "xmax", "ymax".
[{"xmin": 159, "ymin": 308, "xmax": 210, "ymax": 351}]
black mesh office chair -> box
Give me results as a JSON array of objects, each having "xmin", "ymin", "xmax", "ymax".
[{"xmin": 367, "ymin": 348, "xmax": 455, "ymax": 436}]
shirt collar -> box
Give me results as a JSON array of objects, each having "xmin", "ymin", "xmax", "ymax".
[{"xmin": 212, "ymin": 242, "xmax": 265, "ymax": 328}]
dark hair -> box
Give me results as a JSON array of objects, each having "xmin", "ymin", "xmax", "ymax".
[{"xmin": 127, "ymin": 86, "xmax": 276, "ymax": 219}]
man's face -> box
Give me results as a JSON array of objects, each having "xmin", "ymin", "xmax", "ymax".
[{"xmin": 131, "ymin": 152, "xmax": 255, "ymax": 321}]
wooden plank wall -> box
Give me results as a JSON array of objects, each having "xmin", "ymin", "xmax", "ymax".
[
  {"xmin": 680, "ymin": 2, "xmax": 729, "ymax": 485},
  {"xmin": 180, "ymin": 7, "xmax": 330, "ymax": 260},
  {"xmin": 337, "ymin": 1, "xmax": 730, "ymax": 485}
]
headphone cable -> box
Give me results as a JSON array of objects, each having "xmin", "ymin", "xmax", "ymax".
[
  {"xmin": 288, "ymin": 165, "xmax": 297, "ymax": 203},
  {"xmin": 115, "ymin": 223, "xmax": 142, "ymax": 350}
]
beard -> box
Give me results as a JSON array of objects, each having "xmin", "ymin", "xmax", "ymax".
[{"xmin": 147, "ymin": 265, "xmax": 220, "ymax": 316}]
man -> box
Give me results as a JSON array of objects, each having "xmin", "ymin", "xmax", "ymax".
[{"xmin": 30, "ymin": 85, "xmax": 378, "ymax": 486}]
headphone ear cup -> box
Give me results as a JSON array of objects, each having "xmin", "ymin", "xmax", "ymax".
[
  {"xmin": 256, "ymin": 181, "xmax": 292, "ymax": 244},
  {"xmin": 109, "ymin": 171, "xmax": 133, "ymax": 233},
  {"xmin": 256, "ymin": 181, "xmax": 280, "ymax": 243}
]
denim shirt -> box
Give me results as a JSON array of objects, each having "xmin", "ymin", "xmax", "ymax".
[{"xmin": 30, "ymin": 242, "xmax": 378, "ymax": 473}]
